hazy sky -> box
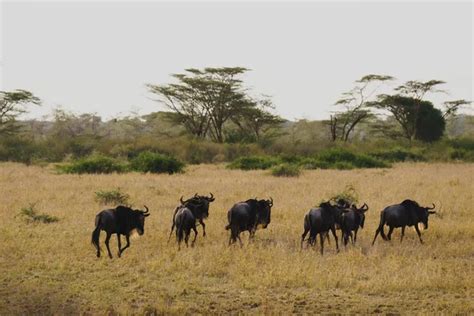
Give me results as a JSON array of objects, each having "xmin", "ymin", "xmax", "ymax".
[{"xmin": 1, "ymin": 1, "xmax": 472, "ymax": 120}]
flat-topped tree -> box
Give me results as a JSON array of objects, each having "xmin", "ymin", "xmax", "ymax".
[
  {"xmin": 0, "ymin": 89, "xmax": 41, "ymax": 136},
  {"xmin": 147, "ymin": 67, "xmax": 258, "ymax": 143},
  {"xmin": 329, "ymin": 74, "xmax": 395, "ymax": 142}
]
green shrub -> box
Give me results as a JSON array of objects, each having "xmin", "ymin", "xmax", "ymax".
[
  {"xmin": 369, "ymin": 147, "xmax": 425, "ymax": 162},
  {"xmin": 271, "ymin": 163, "xmax": 301, "ymax": 177},
  {"xmin": 19, "ymin": 203, "xmax": 59, "ymax": 223},
  {"xmin": 316, "ymin": 148, "xmax": 389, "ymax": 168},
  {"xmin": 329, "ymin": 185, "xmax": 359, "ymax": 205},
  {"xmin": 58, "ymin": 155, "xmax": 126, "ymax": 174},
  {"xmin": 227, "ymin": 156, "xmax": 281, "ymax": 170},
  {"xmin": 130, "ymin": 151, "xmax": 184, "ymax": 174},
  {"xmin": 95, "ymin": 188, "xmax": 130, "ymax": 206}
]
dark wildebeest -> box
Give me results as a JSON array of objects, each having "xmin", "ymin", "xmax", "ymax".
[
  {"xmin": 301, "ymin": 201, "xmax": 344, "ymax": 254},
  {"xmin": 168, "ymin": 193, "xmax": 215, "ymax": 242},
  {"xmin": 340, "ymin": 203, "xmax": 369, "ymax": 246},
  {"xmin": 225, "ymin": 198, "xmax": 273, "ymax": 246},
  {"xmin": 372, "ymin": 199, "xmax": 436, "ymax": 245},
  {"xmin": 91, "ymin": 205, "xmax": 150, "ymax": 258}
]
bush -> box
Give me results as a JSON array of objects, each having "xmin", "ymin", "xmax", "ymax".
[
  {"xmin": 316, "ymin": 148, "xmax": 389, "ymax": 169},
  {"xmin": 329, "ymin": 185, "xmax": 359, "ymax": 205},
  {"xmin": 58, "ymin": 155, "xmax": 126, "ymax": 174},
  {"xmin": 95, "ymin": 188, "xmax": 130, "ymax": 206},
  {"xmin": 271, "ymin": 163, "xmax": 301, "ymax": 177},
  {"xmin": 19, "ymin": 203, "xmax": 59, "ymax": 223},
  {"xmin": 129, "ymin": 151, "xmax": 184, "ymax": 174},
  {"xmin": 227, "ymin": 156, "xmax": 281, "ymax": 170},
  {"xmin": 369, "ymin": 147, "xmax": 425, "ymax": 162}
]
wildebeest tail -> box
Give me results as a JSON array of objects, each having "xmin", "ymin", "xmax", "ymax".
[
  {"xmin": 91, "ymin": 214, "xmax": 101, "ymax": 252},
  {"xmin": 378, "ymin": 211, "xmax": 387, "ymax": 240}
]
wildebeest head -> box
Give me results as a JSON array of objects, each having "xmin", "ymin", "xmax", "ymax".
[
  {"xmin": 351, "ymin": 202, "xmax": 369, "ymax": 228},
  {"xmin": 180, "ymin": 192, "xmax": 215, "ymax": 219},
  {"xmin": 256, "ymin": 197, "xmax": 273, "ymax": 228},
  {"xmin": 401, "ymin": 199, "xmax": 436, "ymax": 229},
  {"xmin": 132, "ymin": 205, "xmax": 150, "ymax": 235}
]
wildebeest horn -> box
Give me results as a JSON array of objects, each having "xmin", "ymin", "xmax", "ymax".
[
  {"xmin": 361, "ymin": 203, "xmax": 368, "ymax": 211},
  {"xmin": 209, "ymin": 192, "xmax": 214, "ymax": 199},
  {"xmin": 180, "ymin": 196, "xmax": 185, "ymax": 204},
  {"xmin": 194, "ymin": 193, "xmax": 198, "ymax": 197},
  {"xmin": 427, "ymin": 203, "xmax": 435, "ymax": 210},
  {"xmin": 268, "ymin": 197, "xmax": 273, "ymax": 206},
  {"xmin": 143, "ymin": 205, "xmax": 150, "ymax": 214}
]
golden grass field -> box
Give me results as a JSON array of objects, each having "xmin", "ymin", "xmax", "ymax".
[{"xmin": 0, "ymin": 162, "xmax": 473, "ymax": 314}]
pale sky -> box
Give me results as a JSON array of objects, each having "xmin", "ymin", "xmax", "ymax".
[{"xmin": 1, "ymin": 1, "xmax": 473, "ymax": 120}]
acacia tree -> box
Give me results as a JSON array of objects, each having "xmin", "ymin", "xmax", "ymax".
[
  {"xmin": 329, "ymin": 74, "xmax": 394, "ymax": 142},
  {"xmin": 0, "ymin": 89, "xmax": 40, "ymax": 135},
  {"xmin": 147, "ymin": 67, "xmax": 258, "ymax": 143},
  {"xmin": 230, "ymin": 97, "xmax": 284, "ymax": 142}
]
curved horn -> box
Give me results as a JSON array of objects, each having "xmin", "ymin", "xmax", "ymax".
[
  {"xmin": 209, "ymin": 192, "xmax": 214, "ymax": 199},
  {"xmin": 269, "ymin": 197, "xmax": 273, "ymax": 206},
  {"xmin": 180, "ymin": 196, "xmax": 185, "ymax": 204},
  {"xmin": 143, "ymin": 205, "xmax": 150, "ymax": 214},
  {"xmin": 427, "ymin": 203, "xmax": 435, "ymax": 210},
  {"xmin": 362, "ymin": 203, "xmax": 368, "ymax": 211},
  {"xmin": 194, "ymin": 193, "xmax": 199, "ymax": 197}
]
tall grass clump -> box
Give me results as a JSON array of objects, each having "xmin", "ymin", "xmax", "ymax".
[
  {"xmin": 129, "ymin": 151, "xmax": 184, "ymax": 174},
  {"xmin": 95, "ymin": 188, "xmax": 130, "ymax": 206},
  {"xmin": 19, "ymin": 203, "xmax": 59, "ymax": 223},
  {"xmin": 227, "ymin": 156, "xmax": 281, "ymax": 170},
  {"xmin": 316, "ymin": 148, "xmax": 389, "ymax": 169},
  {"xmin": 58, "ymin": 155, "xmax": 126, "ymax": 174},
  {"xmin": 271, "ymin": 163, "xmax": 301, "ymax": 177}
]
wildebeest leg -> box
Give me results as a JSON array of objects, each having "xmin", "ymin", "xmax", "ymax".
[
  {"xmin": 191, "ymin": 226, "xmax": 198, "ymax": 247},
  {"xmin": 319, "ymin": 233, "xmax": 324, "ymax": 255},
  {"xmin": 105, "ymin": 232, "xmax": 113, "ymax": 259},
  {"xmin": 326, "ymin": 232, "xmax": 331, "ymax": 245},
  {"xmin": 330, "ymin": 227, "xmax": 339, "ymax": 252},
  {"xmin": 117, "ymin": 234, "xmax": 122, "ymax": 257},
  {"xmin": 353, "ymin": 229, "xmax": 358, "ymax": 245},
  {"xmin": 184, "ymin": 229, "xmax": 191, "ymax": 247},
  {"xmin": 414, "ymin": 225, "xmax": 423, "ymax": 244},
  {"xmin": 387, "ymin": 226, "xmax": 394, "ymax": 241},
  {"xmin": 237, "ymin": 233, "xmax": 243, "ymax": 247},
  {"xmin": 301, "ymin": 227, "xmax": 310, "ymax": 249},
  {"xmin": 400, "ymin": 226, "xmax": 405, "ymax": 243},
  {"xmin": 199, "ymin": 219, "xmax": 206, "ymax": 237},
  {"xmin": 167, "ymin": 222, "xmax": 175, "ymax": 243},
  {"xmin": 120, "ymin": 235, "xmax": 131, "ymax": 255}
]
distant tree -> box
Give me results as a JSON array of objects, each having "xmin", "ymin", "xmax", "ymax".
[
  {"xmin": 148, "ymin": 67, "xmax": 257, "ymax": 143},
  {"xmin": 329, "ymin": 74, "xmax": 395, "ymax": 142},
  {"xmin": 0, "ymin": 90, "xmax": 40, "ymax": 135},
  {"xmin": 230, "ymin": 97, "xmax": 285, "ymax": 142},
  {"xmin": 370, "ymin": 95, "xmax": 445, "ymax": 142},
  {"xmin": 441, "ymin": 99, "xmax": 472, "ymax": 119}
]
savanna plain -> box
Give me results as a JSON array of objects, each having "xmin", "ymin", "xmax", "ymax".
[{"xmin": 0, "ymin": 162, "xmax": 473, "ymax": 314}]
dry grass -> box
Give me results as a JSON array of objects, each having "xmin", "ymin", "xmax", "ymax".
[{"xmin": 0, "ymin": 162, "xmax": 473, "ymax": 314}]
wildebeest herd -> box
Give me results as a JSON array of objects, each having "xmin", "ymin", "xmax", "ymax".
[{"xmin": 91, "ymin": 193, "xmax": 437, "ymax": 258}]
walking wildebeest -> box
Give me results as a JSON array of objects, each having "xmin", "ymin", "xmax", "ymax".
[
  {"xmin": 173, "ymin": 199, "xmax": 212, "ymax": 249},
  {"xmin": 225, "ymin": 198, "xmax": 273, "ymax": 246},
  {"xmin": 301, "ymin": 201, "xmax": 344, "ymax": 254},
  {"xmin": 372, "ymin": 199, "xmax": 436, "ymax": 245},
  {"xmin": 341, "ymin": 203, "xmax": 369, "ymax": 246},
  {"xmin": 91, "ymin": 205, "xmax": 150, "ymax": 258},
  {"xmin": 168, "ymin": 193, "xmax": 215, "ymax": 241}
]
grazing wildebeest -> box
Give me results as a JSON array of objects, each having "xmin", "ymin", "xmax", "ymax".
[
  {"xmin": 225, "ymin": 198, "xmax": 273, "ymax": 246},
  {"xmin": 91, "ymin": 205, "xmax": 150, "ymax": 258},
  {"xmin": 300, "ymin": 201, "xmax": 344, "ymax": 254},
  {"xmin": 168, "ymin": 193, "xmax": 215, "ymax": 241},
  {"xmin": 341, "ymin": 203, "xmax": 369, "ymax": 246},
  {"xmin": 372, "ymin": 199, "xmax": 436, "ymax": 245}
]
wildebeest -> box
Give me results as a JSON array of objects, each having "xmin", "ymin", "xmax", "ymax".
[
  {"xmin": 340, "ymin": 203, "xmax": 369, "ymax": 246},
  {"xmin": 301, "ymin": 201, "xmax": 344, "ymax": 254},
  {"xmin": 168, "ymin": 193, "xmax": 215, "ymax": 242},
  {"xmin": 225, "ymin": 198, "xmax": 273, "ymax": 246},
  {"xmin": 91, "ymin": 205, "xmax": 150, "ymax": 258},
  {"xmin": 372, "ymin": 199, "xmax": 436, "ymax": 245}
]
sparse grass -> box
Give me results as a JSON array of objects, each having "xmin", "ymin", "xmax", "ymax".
[
  {"xmin": 19, "ymin": 203, "xmax": 59, "ymax": 223},
  {"xmin": 94, "ymin": 188, "xmax": 131, "ymax": 206},
  {"xmin": 0, "ymin": 162, "xmax": 473, "ymax": 314}
]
